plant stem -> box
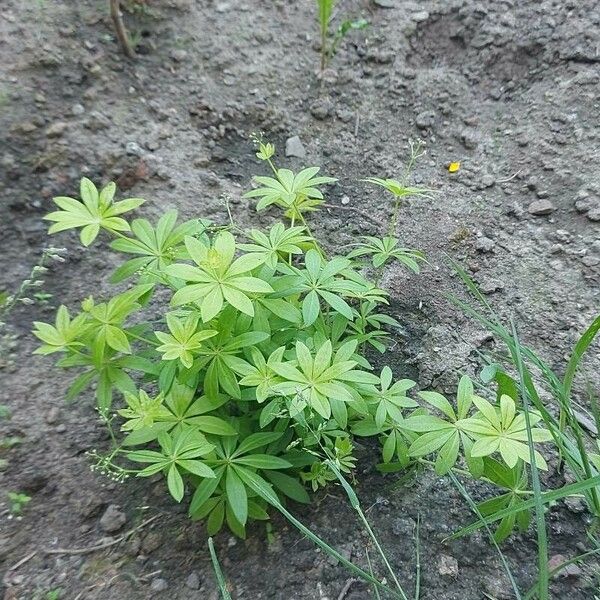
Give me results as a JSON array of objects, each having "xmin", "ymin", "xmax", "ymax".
[
  {"xmin": 208, "ymin": 538, "xmax": 232, "ymax": 600},
  {"xmin": 448, "ymin": 471, "xmax": 523, "ymax": 599},
  {"xmin": 511, "ymin": 319, "xmax": 548, "ymax": 600},
  {"xmin": 125, "ymin": 330, "xmax": 158, "ymax": 346},
  {"xmin": 356, "ymin": 506, "xmax": 408, "ymax": 600},
  {"xmin": 266, "ymin": 157, "xmax": 278, "ymax": 177},
  {"xmin": 109, "ymin": 0, "xmax": 135, "ymax": 59},
  {"xmin": 388, "ymin": 199, "xmax": 402, "ymax": 237},
  {"xmin": 299, "ymin": 213, "xmax": 325, "ymax": 257},
  {"xmin": 413, "ymin": 514, "xmax": 421, "ymax": 600},
  {"xmin": 365, "ymin": 548, "xmax": 382, "ymax": 600}
]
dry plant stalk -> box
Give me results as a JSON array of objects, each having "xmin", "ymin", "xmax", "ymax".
[{"xmin": 109, "ymin": 0, "xmax": 135, "ymax": 58}]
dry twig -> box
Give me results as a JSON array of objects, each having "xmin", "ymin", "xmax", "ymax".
[
  {"xmin": 337, "ymin": 578, "xmax": 357, "ymax": 600},
  {"xmin": 7, "ymin": 551, "xmax": 37, "ymax": 572},
  {"xmin": 110, "ymin": 0, "xmax": 135, "ymax": 58},
  {"xmin": 45, "ymin": 514, "xmax": 160, "ymax": 556}
]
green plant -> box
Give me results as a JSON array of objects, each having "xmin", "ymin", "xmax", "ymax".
[
  {"xmin": 316, "ymin": 0, "xmax": 368, "ymax": 73},
  {"xmin": 1, "ymin": 247, "xmax": 60, "ymax": 366},
  {"xmin": 33, "ymin": 144, "xmax": 557, "ymax": 573},
  {"xmin": 363, "ymin": 139, "xmax": 434, "ymax": 238},
  {"xmin": 208, "ymin": 538, "xmax": 232, "ymax": 600},
  {"xmin": 7, "ymin": 491, "xmax": 31, "ymax": 515},
  {"xmin": 430, "ymin": 265, "xmax": 600, "ymax": 598}
]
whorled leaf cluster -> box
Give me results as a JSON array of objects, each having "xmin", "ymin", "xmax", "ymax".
[{"xmin": 33, "ymin": 145, "xmax": 551, "ymax": 540}]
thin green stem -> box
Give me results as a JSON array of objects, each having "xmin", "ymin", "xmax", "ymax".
[
  {"xmin": 208, "ymin": 537, "xmax": 232, "ymax": 600},
  {"xmin": 448, "ymin": 471, "xmax": 523, "ymax": 600},
  {"xmin": 356, "ymin": 506, "xmax": 408, "ymax": 600},
  {"xmin": 414, "ymin": 515, "xmax": 421, "ymax": 600},
  {"xmin": 366, "ymin": 547, "xmax": 382, "ymax": 600},
  {"xmin": 125, "ymin": 330, "xmax": 159, "ymax": 346},
  {"xmin": 510, "ymin": 319, "xmax": 548, "ymax": 600},
  {"xmin": 299, "ymin": 212, "xmax": 325, "ymax": 258},
  {"xmin": 266, "ymin": 157, "xmax": 278, "ymax": 177},
  {"xmin": 275, "ymin": 500, "xmax": 403, "ymax": 598},
  {"xmin": 388, "ymin": 198, "xmax": 402, "ymax": 237}
]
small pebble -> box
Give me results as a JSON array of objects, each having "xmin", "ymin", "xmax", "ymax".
[
  {"xmin": 548, "ymin": 554, "xmax": 582, "ymax": 578},
  {"xmin": 416, "ymin": 110, "xmax": 435, "ymax": 129},
  {"xmin": 125, "ymin": 141, "xmax": 144, "ymax": 156},
  {"xmin": 185, "ymin": 572, "xmax": 201, "ymax": 590},
  {"xmin": 285, "ymin": 135, "xmax": 306, "ymax": 158},
  {"xmin": 99, "ymin": 504, "xmax": 126, "ymax": 533},
  {"xmin": 170, "ymin": 49, "xmax": 188, "ymax": 62},
  {"xmin": 528, "ymin": 199, "xmax": 556, "ymax": 216},
  {"xmin": 438, "ymin": 554, "xmax": 459, "ymax": 577},
  {"xmin": 310, "ymin": 97, "xmax": 333, "ymax": 120},
  {"xmin": 587, "ymin": 207, "xmax": 600, "ymax": 221},
  {"xmin": 481, "ymin": 174, "xmax": 495, "ymax": 187},
  {"xmin": 150, "ymin": 578, "xmax": 168, "ymax": 592},
  {"xmin": 412, "ymin": 10, "xmax": 430, "ymax": 22},
  {"xmin": 45, "ymin": 407, "xmax": 60, "ymax": 424},
  {"xmin": 45, "ymin": 122, "xmax": 68, "ymax": 138},
  {"xmin": 475, "ymin": 236, "xmax": 495, "ymax": 252}
]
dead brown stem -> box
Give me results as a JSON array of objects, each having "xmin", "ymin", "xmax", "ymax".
[
  {"xmin": 44, "ymin": 514, "xmax": 159, "ymax": 555},
  {"xmin": 109, "ymin": 0, "xmax": 135, "ymax": 59}
]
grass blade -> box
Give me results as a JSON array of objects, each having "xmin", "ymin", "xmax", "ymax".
[
  {"xmin": 510, "ymin": 319, "xmax": 548, "ymax": 600},
  {"xmin": 563, "ymin": 315, "xmax": 600, "ymax": 400},
  {"xmin": 414, "ymin": 514, "xmax": 421, "ymax": 600},
  {"xmin": 366, "ymin": 547, "xmax": 382, "ymax": 600},
  {"xmin": 240, "ymin": 471, "xmax": 404, "ymax": 599},
  {"xmin": 524, "ymin": 547, "xmax": 600, "ymax": 599},
  {"xmin": 447, "ymin": 475, "xmax": 600, "ymax": 539},
  {"xmin": 208, "ymin": 537, "xmax": 232, "ymax": 600},
  {"xmin": 448, "ymin": 471, "xmax": 522, "ymax": 599},
  {"xmin": 326, "ymin": 460, "xmax": 409, "ymax": 600},
  {"xmin": 448, "ymin": 260, "xmax": 600, "ymax": 515}
]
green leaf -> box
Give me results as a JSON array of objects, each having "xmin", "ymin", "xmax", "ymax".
[
  {"xmin": 434, "ymin": 432, "xmax": 460, "ymax": 475},
  {"xmin": 222, "ymin": 285, "xmax": 254, "ymax": 316},
  {"xmin": 234, "ymin": 432, "xmax": 283, "ymax": 457},
  {"xmin": 456, "ymin": 374, "xmax": 474, "ymax": 418},
  {"xmin": 45, "ymin": 178, "xmax": 142, "ymax": 244},
  {"xmin": 226, "ymin": 467, "xmax": 248, "ymax": 526},
  {"xmin": 265, "ymin": 471, "xmax": 310, "ymax": 503},
  {"xmin": 178, "ymin": 459, "xmax": 215, "ymax": 479},
  {"xmin": 302, "ymin": 290, "xmax": 320, "ymax": 326},
  {"xmin": 234, "ymin": 455, "xmax": 292, "ymax": 469},
  {"xmin": 234, "ymin": 466, "xmax": 280, "ymax": 506},
  {"xmin": 201, "ymin": 287, "xmax": 224, "ymax": 322},
  {"xmin": 207, "ymin": 500, "xmax": 225, "ymax": 535},
  {"xmin": 418, "ymin": 391, "xmax": 456, "ymax": 420},
  {"xmin": 193, "ymin": 416, "xmax": 237, "ymax": 436},
  {"xmin": 167, "ymin": 464, "xmax": 185, "ymax": 502},
  {"xmin": 408, "ymin": 430, "xmax": 454, "ymax": 457},
  {"xmin": 189, "ymin": 468, "xmax": 224, "ymax": 517},
  {"xmin": 318, "ymin": 290, "xmax": 353, "ymax": 320},
  {"xmin": 105, "ymin": 325, "xmax": 131, "ymax": 353}
]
